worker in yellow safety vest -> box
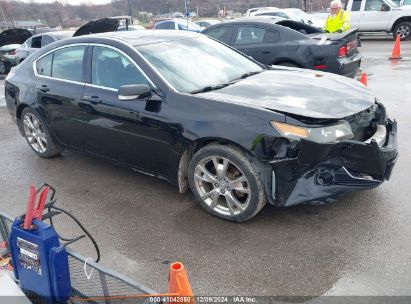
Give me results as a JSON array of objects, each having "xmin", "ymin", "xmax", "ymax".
[{"xmin": 323, "ymin": 0, "xmax": 351, "ymax": 33}]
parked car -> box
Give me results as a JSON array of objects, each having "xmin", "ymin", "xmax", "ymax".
[
  {"xmin": 0, "ymin": 44, "xmax": 20, "ymax": 74},
  {"xmin": 195, "ymin": 19, "xmax": 221, "ymax": 30},
  {"xmin": 253, "ymin": 8, "xmax": 324, "ymax": 28},
  {"xmin": 203, "ymin": 19, "xmax": 362, "ymax": 78},
  {"xmin": 73, "ymin": 17, "xmax": 132, "ymax": 36},
  {"xmin": 396, "ymin": 0, "xmax": 411, "ymax": 5},
  {"xmin": 5, "ymin": 31, "xmax": 397, "ymax": 222},
  {"xmin": 15, "ymin": 31, "xmax": 74, "ymax": 63},
  {"xmin": 118, "ymin": 25, "xmax": 146, "ymax": 31},
  {"xmin": 153, "ymin": 19, "xmax": 202, "ymax": 32},
  {"xmin": 246, "ymin": 7, "xmax": 279, "ymax": 16},
  {"xmin": 345, "ymin": 0, "xmax": 411, "ymax": 40}
]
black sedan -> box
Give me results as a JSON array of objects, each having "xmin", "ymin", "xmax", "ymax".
[
  {"xmin": 203, "ymin": 19, "xmax": 361, "ymax": 78},
  {"xmin": 5, "ymin": 31, "xmax": 397, "ymax": 222}
]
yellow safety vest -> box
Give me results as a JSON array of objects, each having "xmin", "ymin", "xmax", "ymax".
[{"xmin": 324, "ymin": 10, "xmax": 351, "ymax": 33}]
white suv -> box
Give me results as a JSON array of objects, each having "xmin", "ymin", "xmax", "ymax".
[{"xmin": 346, "ymin": 0, "xmax": 411, "ymax": 40}]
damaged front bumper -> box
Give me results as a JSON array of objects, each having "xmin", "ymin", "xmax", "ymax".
[{"xmin": 269, "ymin": 118, "xmax": 398, "ymax": 207}]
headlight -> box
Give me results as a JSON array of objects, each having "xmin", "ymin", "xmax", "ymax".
[{"xmin": 271, "ymin": 120, "xmax": 353, "ymax": 144}]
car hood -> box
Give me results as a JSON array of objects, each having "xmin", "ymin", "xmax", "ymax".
[{"xmin": 200, "ymin": 68, "xmax": 375, "ymax": 119}]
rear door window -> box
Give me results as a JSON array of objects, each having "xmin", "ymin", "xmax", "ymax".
[
  {"xmin": 31, "ymin": 36, "xmax": 42, "ymax": 48},
  {"xmin": 204, "ymin": 26, "xmax": 235, "ymax": 44},
  {"xmin": 41, "ymin": 35, "xmax": 54, "ymax": 47},
  {"xmin": 52, "ymin": 46, "xmax": 86, "ymax": 82},
  {"xmin": 234, "ymin": 26, "xmax": 268, "ymax": 45}
]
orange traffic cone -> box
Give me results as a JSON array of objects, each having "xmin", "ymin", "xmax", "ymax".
[
  {"xmin": 168, "ymin": 262, "xmax": 194, "ymax": 304},
  {"xmin": 389, "ymin": 35, "xmax": 402, "ymax": 60},
  {"xmin": 359, "ymin": 72, "xmax": 368, "ymax": 87}
]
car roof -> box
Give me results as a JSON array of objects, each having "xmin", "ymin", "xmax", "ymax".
[
  {"xmin": 156, "ymin": 20, "xmax": 175, "ymax": 24},
  {"xmin": 75, "ymin": 30, "xmax": 202, "ymax": 46},
  {"xmin": 198, "ymin": 19, "xmax": 220, "ymax": 22},
  {"xmin": 31, "ymin": 30, "xmax": 74, "ymax": 39},
  {"xmin": 220, "ymin": 18, "xmax": 283, "ymax": 25}
]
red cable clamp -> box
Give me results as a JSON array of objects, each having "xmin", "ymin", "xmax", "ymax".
[{"xmin": 23, "ymin": 185, "xmax": 49, "ymax": 229}]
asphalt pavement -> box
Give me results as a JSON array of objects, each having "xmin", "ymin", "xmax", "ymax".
[{"xmin": 0, "ymin": 38, "xmax": 410, "ymax": 298}]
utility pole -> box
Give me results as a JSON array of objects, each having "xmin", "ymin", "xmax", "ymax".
[
  {"xmin": 0, "ymin": 6, "xmax": 7, "ymax": 29},
  {"xmin": 184, "ymin": 0, "xmax": 190, "ymax": 28},
  {"xmin": 128, "ymin": 0, "xmax": 132, "ymax": 17}
]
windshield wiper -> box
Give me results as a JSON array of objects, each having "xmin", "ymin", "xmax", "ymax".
[
  {"xmin": 230, "ymin": 70, "xmax": 262, "ymax": 82},
  {"xmin": 190, "ymin": 83, "xmax": 231, "ymax": 94},
  {"xmin": 189, "ymin": 71, "xmax": 262, "ymax": 94}
]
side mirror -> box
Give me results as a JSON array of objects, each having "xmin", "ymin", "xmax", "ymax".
[
  {"xmin": 381, "ymin": 3, "xmax": 391, "ymax": 11},
  {"xmin": 118, "ymin": 84, "xmax": 152, "ymax": 100}
]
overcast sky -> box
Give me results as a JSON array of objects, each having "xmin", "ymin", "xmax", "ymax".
[{"xmin": 18, "ymin": 0, "xmax": 113, "ymax": 4}]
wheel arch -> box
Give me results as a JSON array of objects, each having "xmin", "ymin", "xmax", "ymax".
[
  {"xmin": 16, "ymin": 103, "xmax": 30, "ymax": 136},
  {"xmin": 391, "ymin": 17, "xmax": 411, "ymax": 32},
  {"xmin": 177, "ymin": 137, "xmax": 275, "ymax": 206},
  {"xmin": 272, "ymin": 58, "xmax": 302, "ymax": 67},
  {"xmin": 177, "ymin": 137, "xmax": 253, "ymax": 193}
]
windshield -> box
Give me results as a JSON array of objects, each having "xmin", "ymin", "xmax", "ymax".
[
  {"xmin": 137, "ymin": 36, "xmax": 264, "ymax": 93},
  {"xmin": 385, "ymin": 0, "xmax": 398, "ymax": 6},
  {"xmin": 284, "ymin": 9, "xmax": 311, "ymax": 21},
  {"xmin": 177, "ymin": 20, "xmax": 201, "ymax": 30}
]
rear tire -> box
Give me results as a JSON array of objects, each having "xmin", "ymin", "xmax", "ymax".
[
  {"xmin": 188, "ymin": 144, "xmax": 267, "ymax": 222},
  {"xmin": 19, "ymin": 107, "xmax": 64, "ymax": 158},
  {"xmin": 393, "ymin": 22, "xmax": 411, "ymax": 41}
]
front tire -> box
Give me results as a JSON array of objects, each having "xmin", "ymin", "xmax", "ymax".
[
  {"xmin": 19, "ymin": 107, "xmax": 64, "ymax": 158},
  {"xmin": 188, "ymin": 144, "xmax": 267, "ymax": 222},
  {"xmin": 393, "ymin": 22, "xmax": 411, "ymax": 41}
]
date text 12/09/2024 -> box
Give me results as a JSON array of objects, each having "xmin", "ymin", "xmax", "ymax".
[{"xmin": 149, "ymin": 297, "xmax": 257, "ymax": 303}]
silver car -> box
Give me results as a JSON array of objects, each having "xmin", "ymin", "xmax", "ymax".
[{"xmin": 16, "ymin": 31, "xmax": 74, "ymax": 63}]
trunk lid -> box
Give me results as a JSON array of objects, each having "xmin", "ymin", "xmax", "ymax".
[
  {"xmin": 0, "ymin": 29, "xmax": 32, "ymax": 47},
  {"xmin": 73, "ymin": 18, "xmax": 120, "ymax": 37}
]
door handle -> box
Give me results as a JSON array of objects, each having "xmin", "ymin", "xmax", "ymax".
[
  {"xmin": 262, "ymin": 51, "xmax": 271, "ymax": 54},
  {"xmin": 83, "ymin": 95, "xmax": 101, "ymax": 105},
  {"xmin": 36, "ymin": 84, "xmax": 49, "ymax": 92}
]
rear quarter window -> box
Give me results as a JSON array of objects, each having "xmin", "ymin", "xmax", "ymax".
[{"xmin": 36, "ymin": 53, "xmax": 52, "ymax": 76}]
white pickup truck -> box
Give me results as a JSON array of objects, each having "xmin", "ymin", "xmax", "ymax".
[{"xmin": 345, "ymin": 0, "xmax": 411, "ymax": 40}]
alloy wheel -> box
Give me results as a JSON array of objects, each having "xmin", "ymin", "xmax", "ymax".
[
  {"xmin": 396, "ymin": 25, "xmax": 410, "ymax": 39},
  {"xmin": 22, "ymin": 113, "xmax": 47, "ymax": 153},
  {"xmin": 193, "ymin": 156, "xmax": 251, "ymax": 217}
]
